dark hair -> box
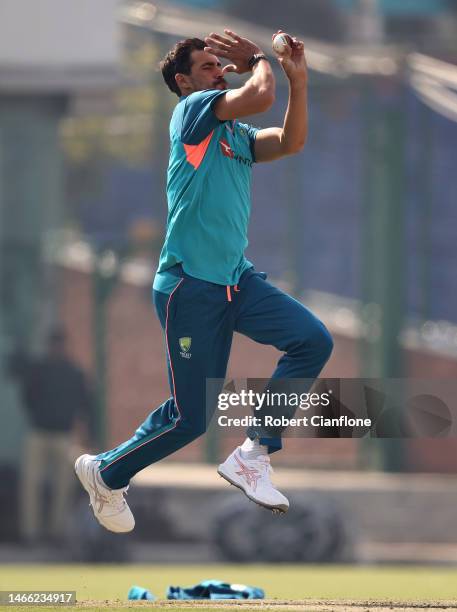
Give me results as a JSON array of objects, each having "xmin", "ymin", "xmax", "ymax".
[{"xmin": 160, "ymin": 38, "xmax": 206, "ymax": 96}]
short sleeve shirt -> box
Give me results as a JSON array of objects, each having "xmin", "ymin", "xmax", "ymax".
[{"xmin": 153, "ymin": 89, "xmax": 258, "ymax": 293}]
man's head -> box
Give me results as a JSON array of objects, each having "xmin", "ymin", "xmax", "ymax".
[
  {"xmin": 47, "ymin": 327, "xmax": 67, "ymax": 357},
  {"xmin": 160, "ymin": 38, "xmax": 228, "ymax": 97}
]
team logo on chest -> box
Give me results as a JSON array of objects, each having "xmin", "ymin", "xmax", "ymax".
[
  {"xmin": 219, "ymin": 137, "xmax": 252, "ymax": 167},
  {"xmin": 219, "ymin": 138, "xmax": 234, "ymax": 159},
  {"xmin": 179, "ymin": 336, "xmax": 192, "ymax": 359}
]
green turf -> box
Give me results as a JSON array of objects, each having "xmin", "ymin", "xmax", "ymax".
[{"xmin": 1, "ymin": 564, "xmax": 457, "ymax": 609}]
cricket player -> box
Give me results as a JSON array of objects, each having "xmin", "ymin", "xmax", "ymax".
[{"xmin": 75, "ymin": 29, "xmax": 333, "ymax": 532}]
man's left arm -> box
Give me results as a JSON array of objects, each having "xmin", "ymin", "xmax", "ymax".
[{"xmin": 254, "ymin": 35, "xmax": 308, "ymax": 162}]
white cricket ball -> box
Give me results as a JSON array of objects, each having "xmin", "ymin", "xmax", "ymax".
[{"xmin": 272, "ymin": 33, "xmax": 292, "ymax": 55}]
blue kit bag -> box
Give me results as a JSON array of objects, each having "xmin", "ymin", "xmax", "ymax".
[
  {"xmin": 127, "ymin": 585, "xmax": 155, "ymax": 600},
  {"xmin": 167, "ymin": 579, "xmax": 265, "ymax": 600}
]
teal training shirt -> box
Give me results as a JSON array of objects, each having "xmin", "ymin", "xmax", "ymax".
[{"xmin": 153, "ymin": 89, "xmax": 258, "ymax": 294}]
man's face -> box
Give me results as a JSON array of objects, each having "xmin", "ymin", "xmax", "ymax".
[{"xmin": 177, "ymin": 50, "xmax": 228, "ymax": 95}]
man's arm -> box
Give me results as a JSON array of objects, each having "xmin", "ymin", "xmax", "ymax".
[
  {"xmin": 204, "ymin": 29, "xmax": 275, "ymax": 120},
  {"xmin": 254, "ymin": 35, "xmax": 308, "ymax": 162}
]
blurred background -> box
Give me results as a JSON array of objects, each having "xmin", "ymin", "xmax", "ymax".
[{"xmin": 1, "ymin": 0, "xmax": 457, "ymax": 568}]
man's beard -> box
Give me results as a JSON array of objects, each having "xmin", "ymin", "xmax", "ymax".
[{"xmin": 190, "ymin": 77, "xmax": 228, "ymax": 92}]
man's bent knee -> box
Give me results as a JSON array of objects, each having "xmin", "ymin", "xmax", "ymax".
[
  {"xmin": 179, "ymin": 417, "xmax": 207, "ymax": 441},
  {"xmin": 300, "ymin": 319, "xmax": 334, "ymax": 363}
]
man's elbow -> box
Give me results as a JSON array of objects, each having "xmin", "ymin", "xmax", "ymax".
[
  {"xmin": 294, "ymin": 137, "xmax": 307, "ymax": 153},
  {"xmin": 252, "ymin": 88, "xmax": 275, "ymax": 113},
  {"xmin": 257, "ymin": 89, "xmax": 275, "ymax": 111},
  {"xmin": 284, "ymin": 137, "xmax": 307, "ymax": 155}
]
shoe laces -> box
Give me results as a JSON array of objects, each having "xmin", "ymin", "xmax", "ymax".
[
  {"xmin": 89, "ymin": 467, "xmax": 128, "ymax": 514},
  {"xmin": 104, "ymin": 486, "xmax": 129, "ymax": 513},
  {"xmin": 253, "ymin": 455, "xmax": 273, "ymax": 478}
]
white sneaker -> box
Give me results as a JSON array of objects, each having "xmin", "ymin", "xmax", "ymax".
[
  {"xmin": 74, "ymin": 454, "xmax": 135, "ymax": 533},
  {"xmin": 217, "ymin": 447, "xmax": 289, "ymax": 513}
]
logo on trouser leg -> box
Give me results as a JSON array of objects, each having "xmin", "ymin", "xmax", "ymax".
[{"xmin": 179, "ymin": 337, "xmax": 192, "ymax": 359}]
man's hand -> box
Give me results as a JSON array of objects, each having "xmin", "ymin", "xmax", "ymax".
[
  {"xmin": 253, "ymin": 31, "xmax": 308, "ymax": 162},
  {"xmin": 205, "ymin": 29, "xmax": 263, "ymax": 75},
  {"xmin": 206, "ymin": 27, "xmax": 275, "ymax": 120},
  {"xmin": 272, "ymin": 30, "xmax": 308, "ymax": 86}
]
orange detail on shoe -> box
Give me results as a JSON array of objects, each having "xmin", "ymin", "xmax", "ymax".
[
  {"xmin": 183, "ymin": 130, "xmax": 214, "ymax": 170},
  {"xmin": 234, "ymin": 454, "xmax": 261, "ymax": 492},
  {"xmin": 226, "ymin": 285, "xmax": 232, "ymax": 302}
]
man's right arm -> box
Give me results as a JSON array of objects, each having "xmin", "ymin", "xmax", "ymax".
[
  {"xmin": 204, "ymin": 30, "xmax": 275, "ymax": 120},
  {"xmin": 215, "ymin": 60, "xmax": 275, "ymax": 120}
]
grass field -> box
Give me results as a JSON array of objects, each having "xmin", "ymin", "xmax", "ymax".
[
  {"xmin": 1, "ymin": 564, "xmax": 457, "ymax": 611},
  {"xmin": 0, "ymin": 564, "xmax": 457, "ymax": 612}
]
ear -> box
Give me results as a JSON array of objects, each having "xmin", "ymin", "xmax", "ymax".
[{"xmin": 175, "ymin": 72, "xmax": 188, "ymax": 92}]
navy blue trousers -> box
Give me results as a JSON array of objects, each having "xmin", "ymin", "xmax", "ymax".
[{"xmin": 98, "ymin": 267, "xmax": 333, "ymax": 488}]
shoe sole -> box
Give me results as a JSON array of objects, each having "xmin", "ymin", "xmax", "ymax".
[
  {"xmin": 74, "ymin": 456, "xmax": 133, "ymax": 533},
  {"xmin": 217, "ymin": 467, "xmax": 289, "ymax": 514}
]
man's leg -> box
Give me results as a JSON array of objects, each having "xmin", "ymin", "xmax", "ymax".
[
  {"xmin": 76, "ymin": 274, "xmax": 234, "ymax": 531},
  {"xmin": 21, "ymin": 430, "xmax": 45, "ymax": 542},
  {"xmin": 235, "ymin": 271, "xmax": 333, "ymax": 450},
  {"xmin": 218, "ymin": 271, "xmax": 333, "ymax": 512},
  {"xmin": 98, "ymin": 279, "xmax": 234, "ymax": 488},
  {"xmin": 49, "ymin": 432, "xmax": 73, "ymax": 540}
]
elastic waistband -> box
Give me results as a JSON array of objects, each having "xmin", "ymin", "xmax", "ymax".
[
  {"xmin": 162, "ymin": 263, "xmax": 264, "ymax": 291},
  {"xmin": 164, "ymin": 263, "xmax": 185, "ymax": 278}
]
